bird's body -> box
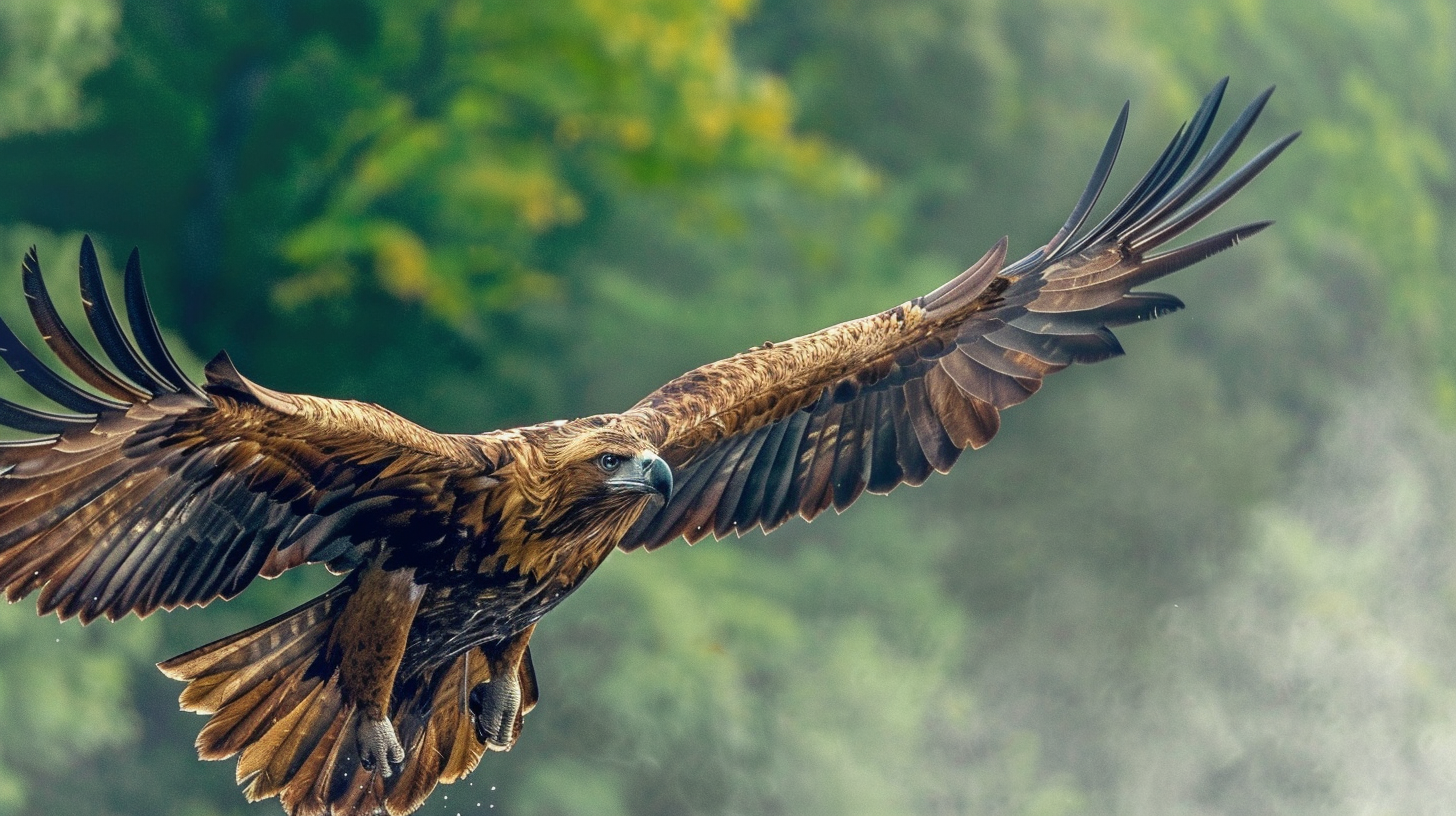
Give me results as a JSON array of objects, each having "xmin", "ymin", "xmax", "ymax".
[{"xmin": 0, "ymin": 81, "xmax": 1294, "ymax": 815}]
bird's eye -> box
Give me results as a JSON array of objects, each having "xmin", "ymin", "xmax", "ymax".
[{"xmin": 597, "ymin": 453, "xmax": 623, "ymax": 473}]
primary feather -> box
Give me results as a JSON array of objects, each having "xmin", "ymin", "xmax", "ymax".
[
  {"xmin": 621, "ymin": 82, "xmax": 1294, "ymax": 549},
  {"xmin": 0, "ymin": 81, "xmax": 1293, "ymax": 816}
]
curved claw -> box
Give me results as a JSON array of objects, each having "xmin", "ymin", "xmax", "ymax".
[
  {"xmin": 356, "ymin": 714, "xmax": 405, "ymax": 777},
  {"xmin": 469, "ymin": 674, "xmax": 523, "ymax": 750}
]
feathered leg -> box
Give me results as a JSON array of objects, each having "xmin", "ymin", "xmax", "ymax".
[
  {"xmin": 158, "ymin": 562, "xmax": 431, "ymax": 816},
  {"xmin": 328, "ymin": 563, "xmax": 426, "ymax": 777}
]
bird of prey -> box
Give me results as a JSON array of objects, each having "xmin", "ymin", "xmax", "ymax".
[{"xmin": 0, "ymin": 80, "xmax": 1293, "ymax": 816}]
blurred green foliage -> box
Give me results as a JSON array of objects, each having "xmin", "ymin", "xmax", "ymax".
[
  {"xmin": 0, "ymin": 0, "xmax": 117, "ymax": 138},
  {"xmin": 0, "ymin": 1, "xmax": 1454, "ymax": 815}
]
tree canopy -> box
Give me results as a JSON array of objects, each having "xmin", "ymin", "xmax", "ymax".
[{"xmin": 0, "ymin": 1, "xmax": 1454, "ymax": 815}]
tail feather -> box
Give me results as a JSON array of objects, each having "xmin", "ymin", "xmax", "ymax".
[
  {"xmin": 239, "ymin": 673, "xmax": 348, "ymax": 801},
  {"xmin": 197, "ymin": 660, "xmax": 315, "ymax": 762},
  {"xmin": 162, "ymin": 585, "xmax": 345, "ymax": 688},
  {"xmin": 379, "ymin": 648, "xmax": 497, "ymax": 815},
  {"xmin": 160, "ymin": 585, "xmax": 523, "ymax": 816},
  {"xmin": 160, "ymin": 587, "xmax": 366, "ymax": 814}
]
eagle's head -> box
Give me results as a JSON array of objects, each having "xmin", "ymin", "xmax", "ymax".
[
  {"xmin": 509, "ymin": 414, "xmax": 673, "ymax": 541},
  {"xmin": 540, "ymin": 416, "xmax": 673, "ymax": 501}
]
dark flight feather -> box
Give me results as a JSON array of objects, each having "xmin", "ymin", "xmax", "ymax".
[
  {"xmin": 0, "ymin": 246, "xmax": 491, "ymax": 627},
  {"xmin": 122, "ymin": 247, "xmax": 210, "ymax": 400},
  {"xmin": 1, "ymin": 82, "xmax": 1293, "ymax": 816},
  {"xmin": 620, "ymin": 82, "xmax": 1295, "ymax": 551},
  {"xmin": 22, "ymin": 247, "xmax": 151, "ymax": 403},
  {"xmin": 76, "ymin": 236, "xmax": 175, "ymax": 395}
]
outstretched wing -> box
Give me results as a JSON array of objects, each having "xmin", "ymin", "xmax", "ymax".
[
  {"xmin": 621, "ymin": 80, "xmax": 1296, "ymax": 551},
  {"xmin": 0, "ymin": 238, "xmax": 494, "ymax": 622}
]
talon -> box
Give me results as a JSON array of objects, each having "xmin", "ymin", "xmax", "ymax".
[
  {"xmin": 469, "ymin": 675, "xmax": 522, "ymax": 749},
  {"xmin": 356, "ymin": 714, "xmax": 404, "ymax": 777}
]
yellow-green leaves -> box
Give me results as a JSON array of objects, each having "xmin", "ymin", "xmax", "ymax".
[{"xmin": 276, "ymin": 0, "xmax": 870, "ymax": 333}]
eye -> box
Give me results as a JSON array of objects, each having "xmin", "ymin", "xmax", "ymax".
[{"xmin": 597, "ymin": 453, "xmax": 623, "ymax": 473}]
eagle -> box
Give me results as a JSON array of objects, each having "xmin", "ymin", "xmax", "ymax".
[{"xmin": 0, "ymin": 80, "xmax": 1293, "ymax": 816}]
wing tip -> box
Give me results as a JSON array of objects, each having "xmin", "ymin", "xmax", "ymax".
[{"xmin": 122, "ymin": 245, "xmax": 209, "ymax": 400}]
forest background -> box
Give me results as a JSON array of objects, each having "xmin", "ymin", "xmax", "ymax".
[{"xmin": 0, "ymin": 1, "xmax": 1453, "ymax": 814}]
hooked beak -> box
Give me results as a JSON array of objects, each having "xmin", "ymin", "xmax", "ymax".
[
  {"xmin": 610, "ymin": 452, "xmax": 674, "ymax": 502},
  {"xmin": 645, "ymin": 453, "xmax": 673, "ymax": 502}
]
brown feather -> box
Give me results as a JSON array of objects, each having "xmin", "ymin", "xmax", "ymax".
[
  {"xmin": 712, "ymin": 431, "xmax": 771, "ymax": 536},
  {"xmin": 890, "ymin": 388, "xmax": 934, "ymax": 486},
  {"xmin": 903, "ymin": 378, "xmax": 959, "ymax": 474},
  {"xmin": 732, "ymin": 421, "xmax": 793, "ymax": 529},
  {"xmin": 830, "ymin": 394, "xmax": 869, "ymax": 511},
  {"xmin": 0, "ymin": 83, "xmax": 1290, "ymax": 815},
  {"xmin": 621, "ymin": 85, "xmax": 1289, "ymax": 551},
  {"xmin": 938, "ymin": 349, "xmax": 1038, "ymax": 408},
  {"xmin": 925, "ymin": 368, "xmax": 980, "ymax": 450},
  {"xmin": 801, "ymin": 402, "xmax": 846, "ymax": 521}
]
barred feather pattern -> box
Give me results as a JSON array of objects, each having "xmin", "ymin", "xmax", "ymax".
[
  {"xmin": 158, "ymin": 584, "xmax": 532, "ymax": 816},
  {"xmin": 621, "ymin": 79, "xmax": 1297, "ymax": 550},
  {"xmin": 0, "ymin": 80, "xmax": 1294, "ymax": 816},
  {"xmin": 0, "ymin": 239, "xmax": 491, "ymax": 623}
]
